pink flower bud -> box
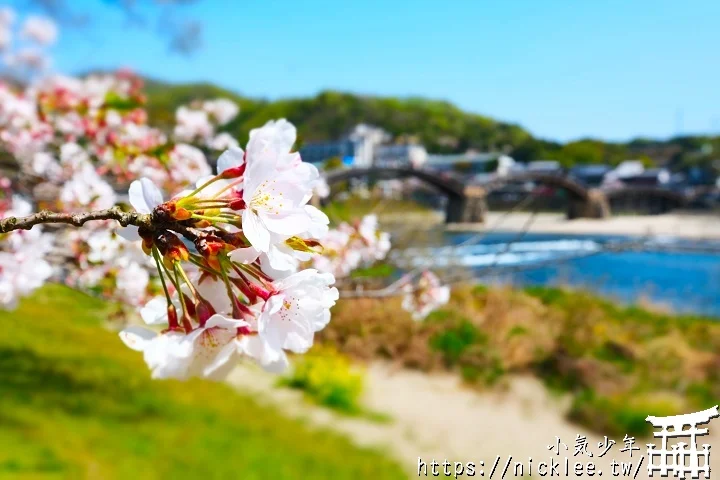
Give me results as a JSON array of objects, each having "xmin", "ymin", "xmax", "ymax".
[
  {"xmin": 196, "ymin": 299, "xmax": 216, "ymax": 327},
  {"xmin": 220, "ymin": 164, "xmax": 246, "ymax": 179},
  {"xmin": 167, "ymin": 304, "xmax": 179, "ymax": 330},
  {"xmin": 247, "ymin": 281, "xmax": 272, "ymax": 301}
]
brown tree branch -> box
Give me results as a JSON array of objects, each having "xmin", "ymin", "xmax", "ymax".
[{"xmin": 0, "ymin": 206, "xmax": 153, "ymax": 234}]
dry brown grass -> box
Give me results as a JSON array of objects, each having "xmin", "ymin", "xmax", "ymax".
[{"xmin": 319, "ymin": 284, "xmax": 720, "ymax": 435}]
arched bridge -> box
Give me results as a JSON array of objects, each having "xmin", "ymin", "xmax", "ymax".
[
  {"xmin": 322, "ymin": 167, "xmax": 691, "ymax": 224},
  {"xmin": 323, "ymin": 166, "xmax": 479, "ymax": 222},
  {"xmin": 324, "ymin": 166, "xmax": 466, "ymax": 198}
]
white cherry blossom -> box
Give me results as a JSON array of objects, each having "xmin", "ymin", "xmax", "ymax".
[
  {"xmin": 258, "ymin": 269, "xmax": 338, "ymax": 354},
  {"xmin": 402, "ymin": 271, "xmax": 450, "ymax": 321},
  {"xmin": 241, "ymin": 120, "xmax": 318, "ymax": 252}
]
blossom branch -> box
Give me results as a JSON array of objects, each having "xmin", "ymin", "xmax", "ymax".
[{"xmin": 0, "ymin": 206, "xmax": 153, "ymax": 233}]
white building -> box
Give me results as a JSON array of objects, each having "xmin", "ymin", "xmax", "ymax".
[
  {"xmin": 425, "ymin": 152, "xmax": 517, "ymax": 179},
  {"xmin": 374, "ymin": 143, "xmax": 428, "ymax": 168},
  {"xmin": 496, "ymin": 155, "xmax": 516, "ymax": 177},
  {"xmin": 603, "ymin": 160, "xmax": 645, "ymax": 187},
  {"xmin": 348, "ymin": 124, "xmax": 391, "ymax": 167},
  {"xmin": 526, "ymin": 160, "xmax": 563, "ymax": 174}
]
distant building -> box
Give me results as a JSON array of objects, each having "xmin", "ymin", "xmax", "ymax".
[
  {"xmin": 569, "ymin": 164, "xmax": 612, "ymax": 187},
  {"xmin": 603, "ymin": 160, "xmax": 645, "ymax": 187},
  {"xmin": 374, "ymin": 144, "xmax": 428, "ymax": 168},
  {"xmin": 298, "ymin": 123, "xmax": 517, "ymax": 176},
  {"xmin": 621, "ymin": 168, "xmax": 671, "ymax": 186},
  {"xmin": 299, "ymin": 139, "xmax": 356, "ymax": 166},
  {"xmin": 687, "ymin": 166, "xmax": 717, "ymax": 186},
  {"xmin": 425, "ymin": 152, "xmax": 514, "ymax": 177},
  {"xmin": 348, "ymin": 124, "xmax": 391, "ymax": 167},
  {"xmin": 526, "ymin": 160, "xmax": 564, "ymax": 175},
  {"xmin": 299, "ymin": 123, "xmax": 390, "ymax": 167}
]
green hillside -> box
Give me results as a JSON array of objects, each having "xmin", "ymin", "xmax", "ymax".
[
  {"xmin": 143, "ymin": 78, "xmax": 720, "ymax": 170},
  {"xmin": 144, "ymin": 79, "xmax": 531, "ymax": 153},
  {"xmin": 0, "ymin": 284, "xmax": 405, "ymax": 479}
]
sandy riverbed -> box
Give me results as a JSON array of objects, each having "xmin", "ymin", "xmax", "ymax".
[
  {"xmin": 228, "ymin": 362, "xmax": 720, "ymax": 478},
  {"xmin": 382, "ymin": 210, "xmax": 720, "ymax": 240}
]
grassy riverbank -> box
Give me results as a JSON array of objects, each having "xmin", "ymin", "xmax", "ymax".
[
  {"xmin": 5, "ymin": 281, "xmax": 716, "ymax": 478},
  {"xmin": 0, "ymin": 285, "xmax": 405, "ymax": 479},
  {"xmin": 322, "ymin": 284, "xmax": 720, "ymax": 436}
]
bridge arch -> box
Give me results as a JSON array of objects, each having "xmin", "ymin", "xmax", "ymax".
[
  {"xmin": 323, "ymin": 166, "xmax": 466, "ymax": 198},
  {"xmin": 604, "ymin": 186, "xmax": 687, "ymax": 214},
  {"xmin": 478, "ymin": 172, "xmax": 611, "ymax": 219},
  {"xmin": 321, "ymin": 167, "xmax": 614, "ymax": 223},
  {"xmin": 481, "ymin": 172, "xmax": 591, "ymax": 201},
  {"xmin": 322, "ymin": 166, "xmax": 485, "ymax": 223}
]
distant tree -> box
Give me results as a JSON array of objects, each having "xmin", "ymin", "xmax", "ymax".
[
  {"xmin": 483, "ymin": 158, "xmax": 499, "ymax": 173},
  {"xmin": 322, "ymin": 156, "xmax": 344, "ymax": 171},
  {"xmin": 637, "ymin": 155, "xmax": 655, "ymax": 168},
  {"xmin": 452, "ymin": 161, "xmax": 473, "ymax": 173},
  {"xmin": 559, "ymin": 140, "xmax": 606, "ymax": 166}
]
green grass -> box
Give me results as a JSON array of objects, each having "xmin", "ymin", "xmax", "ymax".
[
  {"xmin": 280, "ymin": 346, "xmax": 364, "ymax": 415},
  {"xmin": 349, "ymin": 262, "xmax": 396, "ymax": 280},
  {"xmin": 0, "ymin": 284, "xmax": 405, "ymax": 479},
  {"xmin": 322, "ymin": 197, "xmax": 431, "ymax": 224}
]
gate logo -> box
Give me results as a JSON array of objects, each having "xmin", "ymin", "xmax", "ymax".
[{"xmin": 646, "ymin": 405, "xmax": 719, "ymax": 478}]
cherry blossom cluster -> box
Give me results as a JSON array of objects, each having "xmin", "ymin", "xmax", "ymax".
[
  {"xmin": 0, "ymin": 176, "xmax": 53, "ymax": 309},
  {"xmin": 401, "ymin": 270, "xmax": 450, "ymax": 320},
  {"xmin": 0, "ymin": 12, "xmax": 240, "ymax": 310},
  {"xmin": 64, "ymin": 223, "xmax": 155, "ymax": 309},
  {"xmin": 118, "ymin": 119, "xmax": 338, "ymax": 379},
  {"xmin": 0, "ymin": 72, "xmax": 229, "ymax": 197},
  {"xmin": 310, "ymin": 214, "xmax": 391, "ymax": 278},
  {"xmin": 174, "ymin": 98, "xmax": 240, "ymax": 151},
  {"xmin": 0, "ymin": 72, "xmax": 238, "ymax": 309}
]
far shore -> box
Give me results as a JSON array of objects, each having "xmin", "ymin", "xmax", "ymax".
[{"xmin": 379, "ymin": 210, "xmax": 720, "ymax": 240}]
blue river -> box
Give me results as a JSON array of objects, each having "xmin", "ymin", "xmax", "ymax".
[{"xmin": 393, "ymin": 232, "xmax": 720, "ymax": 317}]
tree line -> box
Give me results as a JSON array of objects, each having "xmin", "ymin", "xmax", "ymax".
[{"xmin": 144, "ymin": 79, "xmax": 720, "ymax": 172}]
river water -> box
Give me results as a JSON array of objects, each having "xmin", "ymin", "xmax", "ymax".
[{"xmin": 392, "ymin": 231, "xmax": 720, "ymax": 317}]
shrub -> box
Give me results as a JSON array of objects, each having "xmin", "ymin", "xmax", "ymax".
[
  {"xmin": 321, "ymin": 284, "xmax": 720, "ymax": 435},
  {"xmin": 569, "ymin": 389, "xmax": 683, "ymax": 436},
  {"xmin": 281, "ymin": 346, "xmax": 365, "ymax": 414},
  {"xmin": 429, "ymin": 319, "xmax": 483, "ymax": 366}
]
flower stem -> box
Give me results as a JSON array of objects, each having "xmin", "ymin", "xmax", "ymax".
[
  {"xmin": 183, "ymin": 175, "xmax": 222, "ymax": 199},
  {"xmin": 151, "ymin": 247, "xmax": 173, "ymax": 304}
]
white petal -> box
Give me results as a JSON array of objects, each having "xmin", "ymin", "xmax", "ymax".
[
  {"xmin": 204, "ymin": 314, "xmax": 249, "ymax": 330},
  {"xmin": 140, "ymin": 297, "xmax": 168, "ymax": 325},
  {"xmin": 241, "ymin": 335, "xmax": 289, "ymax": 374},
  {"xmin": 242, "ymin": 209, "xmax": 270, "ymax": 252},
  {"xmin": 248, "ymin": 119, "xmax": 296, "ymax": 154},
  {"xmin": 119, "ymin": 326, "xmax": 157, "ymax": 352},
  {"xmin": 303, "ymin": 205, "xmax": 329, "ymax": 238},
  {"xmin": 260, "ymin": 351, "xmax": 289, "ymax": 374},
  {"xmin": 196, "ymin": 276, "xmax": 233, "ymax": 314},
  {"xmin": 128, "ymin": 178, "xmax": 163, "ymax": 214},
  {"xmin": 227, "ymin": 245, "xmax": 260, "ymax": 264},
  {"xmin": 265, "ymin": 244, "xmax": 300, "ymax": 272},
  {"xmin": 217, "ymin": 146, "xmax": 245, "ymax": 174},
  {"xmin": 203, "ymin": 342, "xmax": 238, "ymax": 377},
  {"xmin": 259, "ymin": 209, "xmax": 311, "ymax": 236}
]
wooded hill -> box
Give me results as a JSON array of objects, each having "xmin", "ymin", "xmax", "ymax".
[{"xmin": 143, "ymin": 78, "xmax": 720, "ymax": 170}]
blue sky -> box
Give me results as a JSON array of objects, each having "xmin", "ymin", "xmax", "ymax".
[{"xmin": 13, "ymin": 0, "xmax": 720, "ymax": 142}]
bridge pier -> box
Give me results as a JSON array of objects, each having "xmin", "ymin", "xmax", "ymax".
[
  {"xmin": 566, "ymin": 188, "xmax": 611, "ymax": 219},
  {"xmin": 445, "ymin": 186, "xmax": 487, "ymax": 224}
]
